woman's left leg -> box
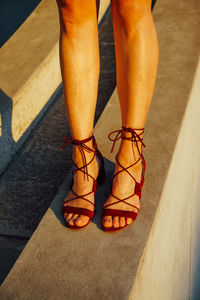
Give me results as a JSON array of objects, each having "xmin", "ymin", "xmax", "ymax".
[{"xmin": 103, "ymin": 0, "xmax": 159, "ymax": 229}]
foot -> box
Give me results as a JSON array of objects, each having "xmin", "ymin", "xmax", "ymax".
[
  {"xmin": 64, "ymin": 141, "xmax": 100, "ymax": 227},
  {"xmin": 102, "ymin": 140, "xmax": 143, "ymax": 229}
]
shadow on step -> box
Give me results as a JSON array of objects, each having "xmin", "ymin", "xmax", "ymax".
[
  {"xmin": 0, "ymin": 90, "xmax": 15, "ymax": 174},
  {"xmin": 0, "ymin": 85, "xmax": 62, "ymax": 176},
  {"xmin": 50, "ymin": 158, "xmax": 115, "ymax": 230}
]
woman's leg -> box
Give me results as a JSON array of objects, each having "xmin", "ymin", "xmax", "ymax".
[
  {"xmin": 56, "ymin": 0, "xmax": 100, "ymax": 227},
  {"xmin": 103, "ymin": 0, "xmax": 159, "ymax": 228}
]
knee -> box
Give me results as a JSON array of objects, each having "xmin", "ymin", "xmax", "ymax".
[
  {"xmin": 56, "ymin": 0, "xmax": 95, "ymax": 30},
  {"xmin": 112, "ymin": 0, "xmax": 151, "ymax": 30}
]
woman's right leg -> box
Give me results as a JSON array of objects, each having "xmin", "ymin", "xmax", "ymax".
[{"xmin": 56, "ymin": 0, "xmax": 100, "ymax": 227}]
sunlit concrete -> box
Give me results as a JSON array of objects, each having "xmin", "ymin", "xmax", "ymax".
[
  {"xmin": 0, "ymin": 0, "xmax": 200, "ymax": 299},
  {"xmin": 129, "ymin": 58, "xmax": 200, "ymax": 300},
  {"xmin": 0, "ymin": 0, "xmax": 110, "ymax": 175}
]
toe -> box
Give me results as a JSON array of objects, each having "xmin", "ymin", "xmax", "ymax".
[
  {"xmin": 68, "ymin": 214, "xmax": 79, "ymax": 226},
  {"xmin": 113, "ymin": 216, "xmax": 119, "ymax": 228},
  {"xmin": 119, "ymin": 217, "xmax": 126, "ymax": 227},
  {"xmin": 102, "ymin": 216, "xmax": 112, "ymax": 228},
  {"xmin": 65, "ymin": 213, "xmax": 73, "ymax": 221},
  {"xmin": 126, "ymin": 217, "xmax": 133, "ymax": 225},
  {"xmin": 75, "ymin": 215, "xmax": 89, "ymax": 227}
]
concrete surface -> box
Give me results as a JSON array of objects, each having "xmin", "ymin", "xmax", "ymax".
[
  {"xmin": 0, "ymin": 0, "xmax": 110, "ymax": 175},
  {"xmin": 1, "ymin": 0, "xmax": 200, "ymax": 299},
  {"xmin": 0, "ymin": 0, "xmax": 41, "ymax": 47},
  {"xmin": 0, "ymin": 5, "xmax": 116, "ymax": 236},
  {"xmin": 129, "ymin": 57, "xmax": 200, "ymax": 300},
  {"xmin": 0, "ymin": 235, "xmax": 28, "ymax": 285},
  {"xmin": 0, "ymin": 7, "xmax": 116, "ymax": 284},
  {"xmin": 189, "ymin": 60, "xmax": 200, "ymax": 300}
]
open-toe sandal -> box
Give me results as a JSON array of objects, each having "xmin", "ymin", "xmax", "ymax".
[
  {"xmin": 59, "ymin": 134, "xmax": 105, "ymax": 230},
  {"xmin": 102, "ymin": 126, "xmax": 146, "ymax": 233}
]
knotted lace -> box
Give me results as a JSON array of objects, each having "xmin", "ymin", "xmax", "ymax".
[
  {"xmin": 108, "ymin": 126, "xmax": 146, "ymax": 158},
  {"xmin": 58, "ymin": 134, "xmax": 97, "ymax": 181},
  {"xmin": 103, "ymin": 126, "xmax": 146, "ymax": 210}
]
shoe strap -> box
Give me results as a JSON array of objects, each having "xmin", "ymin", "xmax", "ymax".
[
  {"xmin": 64, "ymin": 189, "xmax": 95, "ymax": 208},
  {"xmin": 105, "ymin": 127, "xmax": 146, "ymax": 210},
  {"xmin": 104, "ymin": 195, "xmax": 140, "ymax": 211},
  {"xmin": 108, "ymin": 126, "xmax": 146, "ymax": 155},
  {"xmin": 59, "ymin": 134, "xmax": 99, "ymax": 211},
  {"xmin": 114, "ymin": 154, "xmax": 142, "ymax": 182},
  {"xmin": 58, "ymin": 134, "xmax": 97, "ymax": 182}
]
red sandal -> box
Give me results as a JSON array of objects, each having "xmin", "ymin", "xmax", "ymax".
[
  {"xmin": 58, "ymin": 134, "xmax": 105, "ymax": 230},
  {"xmin": 102, "ymin": 127, "xmax": 146, "ymax": 233}
]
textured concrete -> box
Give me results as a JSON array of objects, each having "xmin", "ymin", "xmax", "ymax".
[
  {"xmin": 189, "ymin": 61, "xmax": 200, "ymax": 300},
  {"xmin": 0, "ymin": 8, "xmax": 116, "ymax": 284},
  {"xmin": 0, "ymin": 235, "xmax": 28, "ymax": 285},
  {"xmin": 0, "ymin": 6, "xmax": 115, "ymax": 236},
  {"xmin": 0, "ymin": 0, "xmax": 110, "ymax": 175},
  {"xmin": 1, "ymin": 0, "xmax": 200, "ymax": 299},
  {"xmin": 129, "ymin": 58, "xmax": 200, "ymax": 300}
]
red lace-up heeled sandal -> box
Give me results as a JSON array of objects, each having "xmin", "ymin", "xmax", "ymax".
[
  {"xmin": 58, "ymin": 134, "xmax": 105, "ymax": 230},
  {"xmin": 102, "ymin": 127, "xmax": 146, "ymax": 233}
]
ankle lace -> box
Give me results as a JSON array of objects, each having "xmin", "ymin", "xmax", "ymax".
[
  {"xmin": 108, "ymin": 126, "xmax": 146, "ymax": 158},
  {"xmin": 105, "ymin": 127, "xmax": 146, "ymax": 203},
  {"xmin": 58, "ymin": 134, "xmax": 97, "ymax": 181}
]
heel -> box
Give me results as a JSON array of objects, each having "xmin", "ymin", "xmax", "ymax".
[{"xmin": 96, "ymin": 149, "xmax": 105, "ymax": 186}]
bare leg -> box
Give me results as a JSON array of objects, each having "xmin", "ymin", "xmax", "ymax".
[
  {"xmin": 103, "ymin": 0, "xmax": 159, "ymax": 229},
  {"xmin": 56, "ymin": 0, "xmax": 100, "ymax": 227}
]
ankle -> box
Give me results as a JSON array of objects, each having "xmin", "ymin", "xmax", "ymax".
[
  {"xmin": 73, "ymin": 172, "xmax": 94, "ymax": 191},
  {"xmin": 117, "ymin": 154, "xmax": 142, "ymax": 171},
  {"xmin": 117, "ymin": 140, "xmax": 142, "ymax": 164},
  {"xmin": 72, "ymin": 145, "xmax": 99, "ymax": 181},
  {"xmin": 72, "ymin": 140, "xmax": 96, "ymax": 165}
]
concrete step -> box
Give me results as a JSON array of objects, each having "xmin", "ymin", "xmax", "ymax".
[
  {"xmin": 0, "ymin": 0, "xmax": 110, "ymax": 176},
  {"xmin": 1, "ymin": 0, "xmax": 200, "ymax": 299},
  {"xmin": 0, "ymin": 6, "xmax": 116, "ymax": 284},
  {"xmin": 0, "ymin": 235, "xmax": 28, "ymax": 285}
]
